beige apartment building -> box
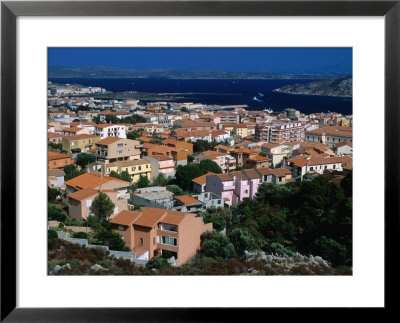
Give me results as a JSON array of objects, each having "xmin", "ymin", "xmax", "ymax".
[
  {"xmin": 95, "ymin": 137, "xmax": 141, "ymax": 164},
  {"xmin": 68, "ymin": 188, "xmax": 128, "ymax": 220},
  {"xmin": 61, "ymin": 134, "xmax": 101, "ymax": 154}
]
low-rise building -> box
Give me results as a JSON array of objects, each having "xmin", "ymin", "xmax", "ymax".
[
  {"xmin": 68, "ymin": 188, "xmax": 128, "ymax": 220},
  {"xmin": 48, "ymin": 169, "xmax": 65, "ymax": 188},
  {"xmin": 110, "ymin": 207, "xmax": 213, "ymax": 264},
  {"xmin": 305, "ymin": 126, "xmax": 352, "ymax": 148},
  {"xmin": 131, "ymin": 187, "xmax": 175, "ymax": 209},
  {"xmin": 105, "ymin": 159, "xmax": 152, "ymax": 183},
  {"xmin": 48, "ymin": 151, "xmax": 73, "ymax": 169},
  {"xmin": 144, "ymin": 155, "xmax": 176, "ymax": 178},
  {"xmin": 95, "ymin": 137, "xmax": 141, "ymax": 164},
  {"xmin": 94, "ymin": 124, "xmax": 127, "ymax": 139},
  {"xmin": 194, "ymin": 150, "xmax": 236, "ymax": 173},
  {"xmin": 62, "ymin": 134, "xmax": 100, "ymax": 154}
]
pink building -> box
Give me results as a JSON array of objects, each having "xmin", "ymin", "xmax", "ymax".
[
  {"xmin": 205, "ymin": 168, "xmax": 293, "ymax": 207},
  {"xmin": 145, "ymin": 155, "xmax": 176, "ymax": 178},
  {"xmin": 194, "ymin": 150, "xmax": 236, "ymax": 173}
]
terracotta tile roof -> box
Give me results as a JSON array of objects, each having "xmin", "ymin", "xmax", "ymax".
[
  {"xmin": 48, "ymin": 132, "xmax": 63, "ymax": 138},
  {"xmin": 174, "ymin": 195, "xmax": 201, "ymax": 205},
  {"xmin": 110, "ymin": 210, "xmax": 142, "ymax": 226},
  {"xmin": 133, "ymin": 208, "xmax": 167, "ymax": 228},
  {"xmin": 96, "ymin": 137, "xmax": 120, "ymax": 145},
  {"xmin": 214, "ymin": 144, "xmax": 233, "ymax": 151},
  {"xmin": 336, "ymin": 141, "xmax": 353, "ymax": 148},
  {"xmin": 211, "ymin": 130, "xmax": 229, "ymax": 137},
  {"xmin": 161, "ymin": 213, "xmax": 185, "ymax": 225},
  {"xmin": 248, "ymin": 155, "xmax": 270, "ymax": 162},
  {"xmin": 64, "ymin": 127, "xmax": 83, "ymax": 133},
  {"xmin": 48, "ymin": 151, "xmax": 71, "ymax": 160},
  {"xmin": 233, "ymin": 148, "xmax": 258, "ymax": 154},
  {"xmin": 244, "ymin": 169, "xmax": 262, "ymax": 179},
  {"xmin": 306, "ymin": 126, "xmax": 353, "ymax": 137},
  {"xmin": 62, "ymin": 134, "xmax": 99, "ymax": 141},
  {"xmin": 231, "ymin": 171, "xmax": 248, "ymax": 180},
  {"xmin": 262, "ymin": 143, "xmax": 281, "ymax": 149},
  {"xmin": 192, "ymin": 172, "xmax": 216, "ymax": 185},
  {"xmin": 68, "ymin": 188, "xmax": 99, "ymax": 201},
  {"xmin": 65, "ymin": 173, "xmax": 128, "ymax": 189},
  {"xmin": 217, "ymin": 173, "xmax": 234, "ymax": 182},
  {"xmin": 139, "ymin": 136, "xmax": 152, "ymax": 142},
  {"xmin": 48, "ymin": 169, "xmax": 65, "ymax": 176}
]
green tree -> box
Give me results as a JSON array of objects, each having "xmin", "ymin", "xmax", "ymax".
[
  {"xmin": 48, "ymin": 187, "xmax": 61, "ymax": 202},
  {"xmin": 228, "ymin": 228, "xmax": 259, "ymax": 258},
  {"xmin": 90, "ymin": 192, "xmax": 115, "ymax": 222},
  {"xmin": 255, "ymin": 182, "xmax": 292, "ymax": 207},
  {"xmin": 145, "ymin": 257, "xmax": 171, "ymax": 270},
  {"xmin": 94, "ymin": 223, "xmax": 129, "ymax": 251},
  {"xmin": 201, "ymin": 206, "xmax": 239, "ymax": 232},
  {"xmin": 312, "ymin": 236, "xmax": 347, "ymax": 267},
  {"xmin": 110, "ymin": 170, "xmax": 132, "ymax": 183},
  {"xmin": 198, "ymin": 159, "xmax": 222, "ymax": 174},
  {"xmin": 187, "ymin": 154, "xmax": 194, "ymax": 164},
  {"xmin": 48, "ymin": 204, "xmax": 67, "ymax": 222},
  {"xmin": 173, "ymin": 164, "xmax": 205, "ymax": 191},
  {"xmin": 75, "ymin": 152, "xmax": 96, "ymax": 169},
  {"xmin": 136, "ymin": 175, "xmax": 150, "ymax": 188},
  {"xmin": 151, "ymin": 174, "xmax": 169, "ymax": 187},
  {"xmin": 127, "ymin": 129, "xmax": 143, "ymax": 140},
  {"xmin": 341, "ymin": 170, "xmax": 352, "ymax": 198},
  {"xmin": 200, "ymin": 231, "xmax": 235, "ymax": 259},
  {"xmin": 166, "ymin": 184, "xmax": 184, "ymax": 195},
  {"xmin": 64, "ymin": 165, "xmax": 85, "ymax": 181}
]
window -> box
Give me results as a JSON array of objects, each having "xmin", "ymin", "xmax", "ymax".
[
  {"xmin": 114, "ymin": 207, "xmax": 119, "ymax": 214},
  {"xmin": 117, "ymin": 150, "xmax": 123, "ymax": 154},
  {"xmin": 117, "ymin": 225, "xmax": 125, "ymax": 231},
  {"xmin": 83, "ymin": 140, "xmax": 85, "ymax": 144},
  {"xmin": 153, "ymin": 237, "xmax": 156, "ymax": 245},
  {"xmin": 86, "ymin": 199, "xmax": 92, "ymax": 207},
  {"xmin": 333, "ymin": 165, "xmax": 336, "ymax": 169},
  {"xmin": 53, "ymin": 162, "xmax": 56, "ymax": 166},
  {"xmin": 139, "ymin": 166, "xmax": 141, "ymax": 171},
  {"xmin": 161, "ymin": 236, "xmax": 177, "ymax": 246},
  {"xmin": 139, "ymin": 238, "xmax": 143, "ymax": 246},
  {"xmin": 117, "ymin": 143, "xmax": 123, "ymax": 147},
  {"xmin": 310, "ymin": 167, "xmax": 313, "ymax": 171}
]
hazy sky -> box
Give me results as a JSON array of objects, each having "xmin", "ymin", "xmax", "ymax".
[{"xmin": 48, "ymin": 47, "xmax": 352, "ymax": 74}]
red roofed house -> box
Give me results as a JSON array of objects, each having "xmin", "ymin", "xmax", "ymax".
[
  {"xmin": 48, "ymin": 151, "xmax": 73, "ymax": 169},
  {"xmin": 286, "ymin": 155, "xmax": 352, "ymax": 180},
  {"xmin": 192, "ymin": 172, "xmax": 216, "ymax": 193},
  {"xmin": 335, "ymin": 141, "xmax": 353, "ymax": 155},
  {"xmin": 110, "ymin": 208, "xmax": 213, "ymax": 264}
]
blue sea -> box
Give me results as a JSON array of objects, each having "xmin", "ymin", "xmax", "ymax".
[{"xmin": 48, "ymin": 78, "xmax": 353, "ymax": 115}]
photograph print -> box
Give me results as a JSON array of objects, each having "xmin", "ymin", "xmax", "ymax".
[{"xmin": 47, "ymin": 47, "xmax": 353, "ymax": 276}]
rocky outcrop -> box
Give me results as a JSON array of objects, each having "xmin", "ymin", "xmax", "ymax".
[
  {"xmin": 243, "ymin": 251, "xmax": 337, "ymax": 275},
  {"xmin": 274, "ymin": 76, "xmax": 352, "ymax": 97}
]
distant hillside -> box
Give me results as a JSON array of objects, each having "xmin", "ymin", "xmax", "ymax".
[
  {"xmin": 48, "ymin": 65, "xmax": 342, "ymax": 80},
  {"xmin": 273, "ymin": 76, "xmax": 352, "ymax": 97}
]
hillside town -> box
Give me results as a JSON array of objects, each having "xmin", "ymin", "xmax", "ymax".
[{"xmin": 48, "ymin": 82, "xmax": 353, "ymax": 275}]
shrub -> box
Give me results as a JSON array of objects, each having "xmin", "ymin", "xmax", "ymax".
[
  {"xmin": 200, "ymin": 231, "xmax": 235, "ymax": 259},
  {"xmin": 58, "ymin": 223, "xmax": 64, "ymax": 229},
  {"xmin": 145, "ymin": 257, "xmax": 171, "ymax": 270},
  {"xmin": 71, "ymin": 232, "xmax": 89, "ymax": 239},
  {"xmin": 48, "ymin": 204, "xmax": 67, "ymax": 222},
  {"xmin": 48, "ymin": 229, "xmax": 58, "ymax": 239}
]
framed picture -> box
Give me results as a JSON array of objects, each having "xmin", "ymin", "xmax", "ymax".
[{"xmin": 1, "ymin": 0, "xmax": 398, "ymax": 320}]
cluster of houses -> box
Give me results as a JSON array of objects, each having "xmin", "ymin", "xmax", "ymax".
[{"xmin": 48, "ymin": 87, "xmax": 353, "ymax": 265}]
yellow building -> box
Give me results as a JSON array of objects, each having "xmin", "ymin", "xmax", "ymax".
[
  {"xmin": 335, "ymin": 117, "xmax": 351, "ymax": 127},
  {"xmin": 105, "ymin": 159, "xmax": 152, "ymax": 183},
  {"xmin": 234, "ymin": 124, "xmax": 248, "ymax": 138},
  {"xmin": 62, "ymin": 134, "xmax": 101, "ymax": 154},
  {"xmin": 218, "ymin": 124, "xmax": 235, "ymax": 136}
]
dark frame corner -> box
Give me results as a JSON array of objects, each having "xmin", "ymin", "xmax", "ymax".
[{"xmin": 1, "ymin": 1, "xmax": 399, "ymax": 321}]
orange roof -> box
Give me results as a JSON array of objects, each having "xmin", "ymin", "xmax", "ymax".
[
  {"xmin": 96, "ymin": 137, "xmax": 120, "ymax": 145},
  {"xmin": 214, "ymin": 144, "xmax": 233, "ymax": 151},
  {"xmin": 133, "ymin": 208, "xmax": 167, "ymax": 228},
  {"xmin": 244, "ymin": 169, "xmax": 262, "ymax": 179},
  {"xmin": 110, "ymin": 210, "xmax": 142, "ymax": 226},
  {"xmin": 48, "ymin": 151, "xmax": 71, "ymax": 160},
  {"xmin": 48, "ymin": 132, "xmax": 63, "ymax": 138},
  {"xmin": 95, "ymin": 124, "xmax": 119, "ymax": 129},
  {"xmin": 174, "ymin": 195, "xmax": 200, "ymax": 205},
  {"xmin": 192, "ymin": 172, "xmax": 216, "ymax": 185},
  {"xmin": 62, "ymin": 134, "xmax": 99, "ymax": 141},
  {"xmin": 217, "ymin": 173, "xmax": 234, "ymax": 182},
  {"xmin": 68, "ymin": 188, "xmax": 99, "ymax": 201},
  {"xmin": 162, "ymin": 213, "xmax": 185, "ymax": 225},
  {"xmin": 233, "ymin": 148, "xmax": 258, "ymax": 154},
  {"xmin": 231, "ymin": 171, "xmax": 248, "ymax": 180},
  {"xmin": 108, "ymin": 159, "xmax": 150, "ymax": 168},
  {"xmin": 248, "ymin": 155, "xmax": 270, "ymax": 162},
  {"xmin": 306, "ymin": 126, "xmax": 353, "ymax": 137},
  {"xmin": 336, "ymin": 141, "xmax": 353, "ymax": 148},
  {"xmin": 65, "ymin": 173, "xmax": 128, "ymax": 189},
  {"xmin": 64, "ymin": 127, "xmax": 83, "ymax": 133}
]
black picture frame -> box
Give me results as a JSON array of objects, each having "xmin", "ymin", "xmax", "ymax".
[{"xmin": 1, "ymin": 0, "xmax": 398, "ymax": 321}]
